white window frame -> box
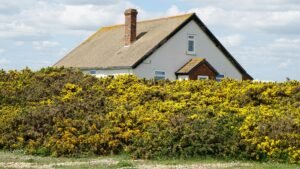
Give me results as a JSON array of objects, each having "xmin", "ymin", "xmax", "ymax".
[
  {"xmin": 216, "ymin": 74, "xmax": 225, "ymax": 82},
  {"xmin": 155, "ymin": 71, "xmax": 166, "ymax": 80},
  {"xmin": 187, "ymin": 35, "xmax": 196, "ymax": 55},
  {"xmin": 198, "ymin": 75, "xmax": 209, "ymax": 80},
  {"xmin": 178, "ymin": 75, "xmax": 189, "ymax": 81}
]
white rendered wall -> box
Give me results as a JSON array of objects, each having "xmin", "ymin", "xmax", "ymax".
[
  {"xmin": 133, "ymin": 20, "xmax": 243, "ymax": 80},
  {"xmin": 82, "ymin": 69, "xmax": 134, "ymax": 78}
]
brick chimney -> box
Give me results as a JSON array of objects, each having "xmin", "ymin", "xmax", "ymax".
[{"xmin": 124, "ymin": 9, "xmax": 138, "ymax": 46}]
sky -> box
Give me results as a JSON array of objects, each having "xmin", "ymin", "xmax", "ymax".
[{"xmin": 0, "ymin": 0, "xmax": 299, "ymax": 81}]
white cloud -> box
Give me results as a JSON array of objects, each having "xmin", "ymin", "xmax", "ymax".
[
  {"xmin": 0, "ymin": 0, "xmax": 136, "ymax": 40},
  {"xmin": 234, "ymin": 38, "xmax": 300, "ymax": 68},
  {"xmin": 0, "ymin": 21, "xmax": 39, "ymax": 39},
  {"xmin": 166, "ymin": 5, "xmax": 182, "ymax": 16},
  {"xmin": 0, "ymin": 58, "xmax": 9, "ymax": 64},
  {"xmin": 220, "ymin": 34, "xmax": 244, "ymax": 48},
  {"xmin": 0, "ymin": 48, "xmax": 5, "ymax": 54},
  {"xmin": 270, "ymin": 38, "xmax": 300, "ymax": 50},
  {"xmin": 187, "ymin": 6, "xmax": 300, "ymax": 34},
  {"xmin": 279, "ymin": 59, "xmax": 292, "ymax": 69},
  {"xmin": 58, "ymin": 4, "xmax": 126, "ymax": 30},
  {"xmin": 57, "ymin": 48, "xmax": 69, "ymax": 57},
  {"xmin": 15, "ymin": 41, "xmax": 25, "ymax": 46},
  {"xmin": 32, "ymin": 41, "xmax": 60, "ymax": 50},
  {"xmin": 181, "ymin": 0, "xmax": 300, "ymax": 10},
  {"xmin": 52, "ymin": 0, "xmax": 123, "ymax": 5}
]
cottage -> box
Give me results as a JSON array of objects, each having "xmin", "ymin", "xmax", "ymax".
[{"xmin": 55, "ymin": 9, "xmax": 252, "ymax": 80}]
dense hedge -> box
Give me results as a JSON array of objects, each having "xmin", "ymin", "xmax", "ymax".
[{"xmin": 0, "ymin": 68, "xmax": 299, "ymax": 163}]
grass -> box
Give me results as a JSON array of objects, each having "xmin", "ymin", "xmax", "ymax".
[{"xmin": 0, "ymin": 151, "xmax": 299, "ymax": 169}]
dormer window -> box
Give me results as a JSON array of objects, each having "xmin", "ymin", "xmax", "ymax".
[{"xmin": 187, "ymin": 35, "xmax": 195, "ymax": 55}]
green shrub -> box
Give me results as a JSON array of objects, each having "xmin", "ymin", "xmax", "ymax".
[{"xmin": 0, "ymin": 68, "xmax": 299, "ymax": 163}]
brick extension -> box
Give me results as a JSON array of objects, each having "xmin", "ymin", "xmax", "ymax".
[
  {"xmin": 176, "ymin": 58, "xmax": 219, "ymax": 80},
  {"xmin": 189, "ymin": 62, "xmax": 218, "ymax": 80}
]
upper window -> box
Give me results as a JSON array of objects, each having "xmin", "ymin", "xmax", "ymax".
[
  {"xmin": 155, "ymin": 71, "xmax": 166, "ymax": 80},
  {"xmin": 187, "ymin": 35, "xmax": 195, "ymax": 54}
]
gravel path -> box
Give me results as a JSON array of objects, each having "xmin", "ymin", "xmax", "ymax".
[
  {"xmin": 0, "ymin": 160, "xmax": 253, "ymax": 169},
  {"xmin": 0, "ymin": 159, "xmax": 117, "ymax": 169},
  {"xmin": 138, "ymin": 162, "xmax": 252, "ymax": 169}
]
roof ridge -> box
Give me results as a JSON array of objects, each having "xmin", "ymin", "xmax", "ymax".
[{"xmin": 101, "ymin": 13, "xmax": 194, "ymax": 30}]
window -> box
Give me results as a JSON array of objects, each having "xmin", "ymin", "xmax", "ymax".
[
  {"xmin": 178, "ymin": 75, "xmax": 189, "ymax": 81},
  {"xmin": 155, "ymin": 71, "xmax": 165, "ymax": 80},
  {"xmin": 90, "ymin": 70, "xmax": 97, "ymax": 75},
  {"xmin": 198, "ymin": 75, "xmax": 209, "ymax": 80},
  {"xmin": 216, "ymin": 74, "xmax": 225, "ymax": 82},
  {"xmin": 187, "ymin": 35, "xmax": 195, "ymax": 54}
]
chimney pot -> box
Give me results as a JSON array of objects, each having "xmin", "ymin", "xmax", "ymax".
[{"xmin": 124, "ymin": 9, "xmax": 138, "ymax": 46}]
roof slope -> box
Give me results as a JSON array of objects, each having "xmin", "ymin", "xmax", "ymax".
[
  {"xmin": 54, "ymin": 14, "xmax": 193, "ymax": 69},
  {"xmin": 176, "ymin": 58, "xmax": 219, "ymax": 75},
  {"xmin": 176, "ymin": 58, "xmax": 204, "ymax": 74}
]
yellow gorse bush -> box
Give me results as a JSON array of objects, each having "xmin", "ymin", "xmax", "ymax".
[{"xmin": 0, "ymin": 68, "xmax": 299, "ymax": 163}]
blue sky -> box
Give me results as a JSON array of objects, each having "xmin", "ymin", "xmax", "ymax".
[{"xmin": 0, "ymin": 0, "xmax": 299, "ymax": 81}]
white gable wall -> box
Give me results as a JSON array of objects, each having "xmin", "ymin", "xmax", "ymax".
[{"xmin": 133, "ymin": 20, "xmax": 243, "ymax": 80}]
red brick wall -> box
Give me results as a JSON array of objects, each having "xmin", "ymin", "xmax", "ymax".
[{"xmin": 189, "ymin": 62, "xmax": 217, "ymax": 80}]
